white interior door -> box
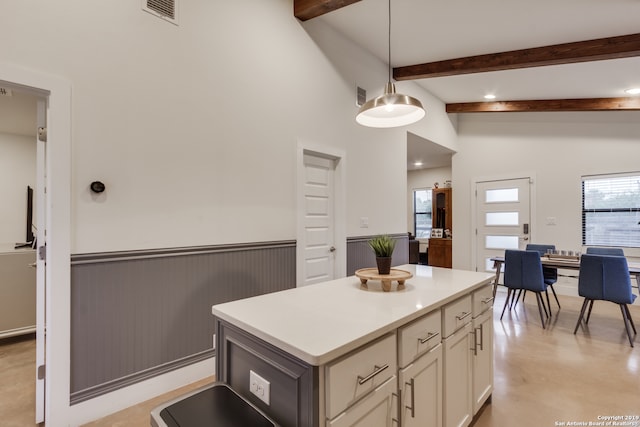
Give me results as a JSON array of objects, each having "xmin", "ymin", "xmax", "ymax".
[
  {"xmin": 35, "ymin": 98, "xmax": 47, "ymax": 423},
  {"xmin": 475, "ymin": 178, "xmax": 531, "ymax": 276},
  {"xmin": 301, "ymin": 153, "xmax": 336, "ymax": 286}
]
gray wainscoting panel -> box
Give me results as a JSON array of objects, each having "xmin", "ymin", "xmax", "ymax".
[
  {"xmin": 70, "ymin": 241, "xmax": 295, "ymax": 403},
  {"xmin": 346, "ymin": 234, "xmax": 409, "ymax": 276}
]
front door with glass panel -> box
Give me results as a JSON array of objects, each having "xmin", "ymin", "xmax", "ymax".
[{"xmin": 476, "ymin": 178, "xmax": 531, "ymax": 277}]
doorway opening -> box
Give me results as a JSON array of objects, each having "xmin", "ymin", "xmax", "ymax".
[{"xmin": 0, "ymin": 63, "xmax": 72, "ymax": 425}]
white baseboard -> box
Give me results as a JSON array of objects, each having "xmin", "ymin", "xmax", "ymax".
[{"xmin": 69, "ymin": 356, "xmax": 215, "ymax": 426}]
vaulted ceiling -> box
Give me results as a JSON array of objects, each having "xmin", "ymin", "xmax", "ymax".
[{"xmin": 295, "ymin": 0, "xmax": 640, "ymax": 112}]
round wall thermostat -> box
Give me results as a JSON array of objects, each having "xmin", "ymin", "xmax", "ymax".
[{"xmin": 90, "ymin": 181, "xmax": 106, "ymax": 193}]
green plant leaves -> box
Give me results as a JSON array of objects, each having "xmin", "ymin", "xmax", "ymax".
[{"xmin": 368, "ymin": 235, "xmax": 396, "ymax": 257}]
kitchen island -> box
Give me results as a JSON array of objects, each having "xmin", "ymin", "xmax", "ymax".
[{"xmin": 212, "ymin": 264, "xmax": 494, "ymax": 427}]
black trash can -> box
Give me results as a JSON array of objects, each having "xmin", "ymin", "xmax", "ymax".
[{"xmin": 150, "ymin": 383, "xmax": 278, "ymax": 427}]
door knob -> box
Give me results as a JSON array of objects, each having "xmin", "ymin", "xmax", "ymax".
[{"xmin": 329, "ymin": 246, "xmax": 336, "ymax": 252}]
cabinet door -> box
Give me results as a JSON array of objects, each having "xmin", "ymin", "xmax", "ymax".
[
  {"xmin": 399, "ymin": 344, "xmax": 442, "ymax": 427},
  {"xmin": 443, "ymin": 322, "xmax": 473, "ymax": 427},
  {"xmin": 328, "ymin": 376, "xmax": 397, "ymax": 427},
  {"xmin": 472, "ymin": 309, "xmax": 493, "ymax": 414}
]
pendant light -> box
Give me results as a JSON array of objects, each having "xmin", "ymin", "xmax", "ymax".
[{"xmin": 356, "ymin": 0, "xmax": 425, "ymax": 128}]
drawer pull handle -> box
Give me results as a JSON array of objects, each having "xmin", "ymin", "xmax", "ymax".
[
  {"xmin": 405, "ymin": 378, "xmax": 415, "ymax": 418},
  {"xmin": 482, "ymin": 297, "xmax": 494, "ymax": 305},
  {"xmin": 357, "ymin": 364, "xmax": 389, "ymax": 385},
  {"xmin": 477, "ymin": 323, "xmax": 484, "ymax": 351},
  {"xmin": 456, "ymin": 311, "xmax": 471, "ymax": 321},
  {"xmin": 418, "ymin": 331, "xmax": 440, "ymax": 344}
]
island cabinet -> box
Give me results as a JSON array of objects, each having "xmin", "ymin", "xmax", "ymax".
[
  {"xmin": 471, "ymin": 285, "xmax": 494, "ymax": 414},
  {"xmin": 442, "ymin": 295, "xmax": 473, "ymax": 427},
  {"xmin": 398, "ymin": 309, "xmax": 443, "ymax": 427},
  {"xmin": 213, "ymin": 264, "xmax": 494, "ymax": 427},
  {"xmin": 325, "ymin": 333, "xmax": 398, "ymax": 426}
]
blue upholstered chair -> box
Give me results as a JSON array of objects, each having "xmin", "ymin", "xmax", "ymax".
[
  {"xmin": 573, "ymin": 254, "xmax": 637, "ymax": 347},
  {"xmin": 526, "ymin": 243, "xmax": 561, "ymax": 309},
  {"xmin": 500, "ymin": 250, "xmax": 551, "ymax": 329},
  {"xmin": 585, "ymin": 247, "xmax": 625, "ymax": 256}
]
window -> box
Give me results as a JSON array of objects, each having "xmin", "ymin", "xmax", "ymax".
[
  {"xmin": 582, "ymin": 173, "xmax": 640, "ymax": 248},
  {"xmin": 414, "ymin": 189, "xmax": 432, "ymax": 238}
]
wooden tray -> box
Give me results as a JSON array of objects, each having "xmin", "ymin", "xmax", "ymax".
[{"xmin": 355, "ymin": 268, "xmax": 413, "ymax": 292}]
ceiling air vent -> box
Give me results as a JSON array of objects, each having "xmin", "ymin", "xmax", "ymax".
[{"xmin": 142, "ymin": 0, "xmax": 179, "ymax": 25}]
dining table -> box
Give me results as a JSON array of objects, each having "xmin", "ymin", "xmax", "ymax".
[{"xmin": 490, "ymin": 255, "xmax": 640, "ymax": 296}]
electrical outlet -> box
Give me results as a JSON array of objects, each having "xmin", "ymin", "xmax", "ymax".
[{"xmin": 249, "ymin": 370, "xmax": 270, "ymax": 405}]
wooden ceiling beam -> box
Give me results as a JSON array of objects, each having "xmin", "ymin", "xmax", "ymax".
[
  {"xmin": 446, "ymin": 97, "xmax": 640, "ymax": 113},
  {"xmin": 395, "ymin": 33, "xmax": 640, "ymax": 80},
  {"xmin": 294, "ymin": 0, "xmax": 362, "ymax": 21}
]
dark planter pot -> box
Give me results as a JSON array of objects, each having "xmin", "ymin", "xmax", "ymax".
[{"xmin": 376, "ymin": 257, "xmax": 392, "ymax": 275}]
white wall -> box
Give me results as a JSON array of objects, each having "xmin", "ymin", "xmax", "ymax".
[
  {"xmin": 453, "ymin": 111, "xmax": 640, "ymax": 278},
  {"xmin": 1, "ymin": 0, "xmax": 458, "ymax": 424},
  {"xmin": 2, "ymin": 0, "xmax": 455, "ymax": 255},
  {"xmin": 0, "ymin": 133, "xmax": 35, "ymax": 245}
]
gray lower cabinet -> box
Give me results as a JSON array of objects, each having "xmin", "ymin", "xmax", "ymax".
[{"xmin": 215, "ymin": 321, "xmax": 319, "ymax": 427}]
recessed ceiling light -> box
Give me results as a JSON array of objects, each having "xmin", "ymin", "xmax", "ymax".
[
  {"xmin": 625, "ymin": 88, "xmax": 640, "ymax": 95},
  {"xmin": 484, "ymin": 94, "xmax": 496, "ymax": 100},
  {"xmin": 414, "ymin": 161, "xmax": 423, "ymax": 167}
]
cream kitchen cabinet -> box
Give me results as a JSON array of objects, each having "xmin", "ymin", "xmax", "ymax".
[
  {"xmin": 443, "ymin": 322, "xmax": 473, "ymax": 427},
  {"xmin": 326, "ymin": 333, "xmax": 397, "ymax": 424},
  {"xmin": 399, "ymin": 344, "xmax": 442, "ymax": 427},
  {"xmin": 442, "ymin": 295, "xmax": 473, "ymax": 427},
  {"xmin": 328, "ymin": 376, "xmax": 398, "ymax": 427},
  {"xmin": 398, "ymin": 308, "xmax": 442, "ymax": 427},
  {"xmin": 472, "ymin": 286, "xmax": 494, "ymax": 414}
]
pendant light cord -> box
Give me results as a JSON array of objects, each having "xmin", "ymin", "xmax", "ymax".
[{"xmin": 388, "ymin": 0, "xmax": 392, "ymax": 83}]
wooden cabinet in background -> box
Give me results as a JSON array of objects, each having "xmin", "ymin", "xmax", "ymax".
[
  {"xmin": 432, "ymin": 188, "xmax": 452, "ymax": 232},
  {"xmin": 428, "ymin": 238, "xmax": 452, "ymax": 268},
  {"xmin": 429, "ymin": 187, "xmax": 452, "ymax": 268}
]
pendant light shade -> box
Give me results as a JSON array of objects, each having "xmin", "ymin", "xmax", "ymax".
[
  {"xmin": 356, "ymin": 0, "xmax": 425, "ymax": 128},
  {"xmin": 356, "ymin": 82, "xmax": 425, "ymax": 128}
]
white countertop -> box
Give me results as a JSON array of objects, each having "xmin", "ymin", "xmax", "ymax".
[{"xmin": 212, "ymin": 264, "xmax": 493, "ymax": 365}]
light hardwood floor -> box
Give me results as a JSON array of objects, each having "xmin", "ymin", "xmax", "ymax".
[{"xmin": 2, "ymin": 292, "xmax": 639, "ymax": 426}]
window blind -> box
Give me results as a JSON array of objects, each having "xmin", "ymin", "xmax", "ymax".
[{"xmin": 582, "ymin": 173, "xmax": 640, "ymax": 248}]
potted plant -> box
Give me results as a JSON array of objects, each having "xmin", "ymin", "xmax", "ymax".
[{"xmin": 368, "ymin": 235, "xmax": 396, "ymax": 275}]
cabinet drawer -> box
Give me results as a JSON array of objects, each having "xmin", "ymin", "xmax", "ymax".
[
  {"xmin": 327, "ymin": 376, "xmax": 397, "ymax": 427},
  {"xmin": 325, "ymin": 333, "xmax": 397, "ymax": 420},
  {"xmin": 398, "ymin": 309, "xmax": 441, "ymax": 368},
  {"xmin": 472, "ymin": 285, "xmax": 494, "ymax": 316},
  {"xmin": 442, "ymin": 295, "xmax": 472, "ymax": 338}
]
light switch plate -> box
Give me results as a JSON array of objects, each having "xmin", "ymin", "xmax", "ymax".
[{"xmin": 249, "ymin": 370, "xmax": 270, "ymax": 405}]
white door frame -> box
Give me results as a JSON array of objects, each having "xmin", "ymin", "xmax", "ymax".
[
  {"xmin": 35, "ymin": 98, "xmax": 46, "ymax": 423},
  {"xmin": 470, "ymin": 173, "xmax": 537, "ymax": 273},
  {"xmin": 296, "ymin": 142, "xmax": 347, "ymax": 286},
  {"xmin": 0, "ymin": 62, "xmax": 72, "ymax": 425}
]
